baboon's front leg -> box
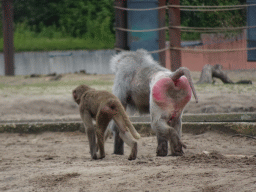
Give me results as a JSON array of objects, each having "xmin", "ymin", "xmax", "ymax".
[
  {"xmin": 87, "ymin": 128, "xmax": 97, "ymax": 159},
  {"xmin": 113, "ymin": 124, "xmax": 124, "ymax": 155}
]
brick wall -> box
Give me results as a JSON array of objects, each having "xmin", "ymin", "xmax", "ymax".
[{"xmin": 166, "ymin": 31, "xmax": 256, "ymax": 71}]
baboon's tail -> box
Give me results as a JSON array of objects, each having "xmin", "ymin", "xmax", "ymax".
[{"xmin": 108, "ymin": 99, "xmax": 141, "ymax": 140}]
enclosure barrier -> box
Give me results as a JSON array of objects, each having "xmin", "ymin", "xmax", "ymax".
[
  {"xmin": 114, "ymin": 3, "xmax": 256, "ymax": 54},
  {"xmin": 1, "ymin": 113, "xmax": 255, "ymax": 137}
]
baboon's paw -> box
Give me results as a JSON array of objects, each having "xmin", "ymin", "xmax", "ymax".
[
  {"xmin": 172, "ymin": 140, "xmax": 186, "ymax": 156},
  {"xmin": 128, "ymin": 143, "xmax": 137, "ymax": 160},
  {"xmin": 156, "ymin": 142, "xmax": 168, "ymax": 156},
  {"xmin": 92, "ymin": 154, "xmax": 98, "ymax": 160},
  {"xmin": 171, "ymin": 150, "xmax": 184, "ymax": 156}
]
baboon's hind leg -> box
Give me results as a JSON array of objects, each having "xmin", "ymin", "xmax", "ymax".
[
  {"xmin": 96, "ymin": 106, "xmax": 113, "ymax": 159},
  {"xmin": 119, "ymin": 131, "xmax": 138, "ymax": 160},
  {"xmin": 156, "ymin": 134, "xmax": 168, "ymax": 156}
]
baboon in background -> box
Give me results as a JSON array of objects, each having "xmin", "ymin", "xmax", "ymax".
[
  {"xmin": 110, "ymin": 49, "xmax": 198, "ymax": 156},
  {"xmin": 73, "ymin": 84, "xmax": 140, "ymax": 160}
]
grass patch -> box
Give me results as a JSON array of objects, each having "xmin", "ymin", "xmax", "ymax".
[
  {"xmin": 0, "ymin": 74, "xmax": 115, "ymax": 96},
  {"xmin": 4, "ymin": 37, "xmax": 114, "ymax": 52},
  {"xmin": 0, "ymin": 21, "xmax": 115, "ymax": 52},
  {"xmin": 0, "ymin": 79, "xmax": 112, "ymax": 88},
  {"xmin": 195, "ymin": 83, "xmax": 256, "ymax": 94},
  {"xmin": 0, "ymin": 73, "xmax": 255, "ymax": 97}
]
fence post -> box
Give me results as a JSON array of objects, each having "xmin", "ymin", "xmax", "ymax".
[
  {"xmin": 114, "ymin": 0, "xmax": 128, "ymax": 51},
  {"xmin": 2, "ymin": 0, "xmax": 14, "ymax": 76},
  {"xmin": 169, "ymin": 0, "xmax": 181, "ymax": 71},
  {"xmin": 247, "ymin": 0, "xmax": 256, "ymax": 61},
  {"xmin": 158, "ymin": 0, "xmax": 166, "ymax": 67}
]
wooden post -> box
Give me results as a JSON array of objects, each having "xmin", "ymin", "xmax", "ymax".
[
  {"xmin": 158, "ymin": 0, "xmax": 166, "ymax": 67},
  {"xmin": 2, "ymin": 0, "xmax": 14, "ymax": 76},
  {"xmin": 114, "ymin": 0, "xmax": 128, "ymax": 51},
  {"xmin": 169, "ymin": 0, "xmax": 181, "ymax": 71}
]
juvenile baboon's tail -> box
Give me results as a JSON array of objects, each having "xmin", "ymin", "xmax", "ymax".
[{"xmin": 108, "ymin": 99, "xmax": 141, "ymax": 140}]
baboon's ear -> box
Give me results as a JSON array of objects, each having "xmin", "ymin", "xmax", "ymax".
[
  {"xmin": 73, "ymin": 90, "xmax": 77, "ymax": 99},
  {"xmin": 72, "ymin": 89, "xmax": 80, "ymax": 104}
]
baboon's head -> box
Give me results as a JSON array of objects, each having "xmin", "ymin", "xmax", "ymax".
[{"xmin": 72, "ymin": 84, "xmax": 91, "ymax": 105}]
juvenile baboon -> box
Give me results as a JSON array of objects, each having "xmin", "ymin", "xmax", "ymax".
[
  {"xmin": 110, "ymin": 49, "xmax": 198, "ymax": 156},
  {"xmin": 73, "ymin": 84, "xmax": 140, "ymax": 160}
]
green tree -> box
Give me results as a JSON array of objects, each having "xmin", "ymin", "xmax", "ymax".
[
  {"xmin": 179, "ymin": 0, "xmax": 246, "ymax": 39},
  {"xmin": 13, "ymin": 0, "xmax": 62, "ymax": 30},
  {"xmin": 13, "ymin": 0, "xmax": 115, "ymax": 38}
]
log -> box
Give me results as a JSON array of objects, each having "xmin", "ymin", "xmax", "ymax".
[
  {"xmin": 197, "ymin": 64, "xmax": 234, "ymax": 84},
  {"xmin": 211, "ymin": 64, "xmax": 234, "ymax": 84},
  {"xmin": 202, "ymin": 151, "xmax": 255, "ymax": 158},
  {"xmin": 197, "ymin": 64, "xmax": 252, "ymax": 84}
]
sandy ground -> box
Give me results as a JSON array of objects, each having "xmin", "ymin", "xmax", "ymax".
[
  {"xmin": 0, "ymin": 71, "xmax": 256, "ymax": 191},
  {"xmin": 0, "ymin": 132, "xmax": 256, "ymax": 192}
]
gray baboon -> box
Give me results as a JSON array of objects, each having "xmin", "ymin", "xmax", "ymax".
[
  {"xmin": 110, "ymin": 49, "xmax": 198, "ymax": 156},
  {"xmin": 73, "ymin": 84, "xmax": 140, "ymax": 160}
]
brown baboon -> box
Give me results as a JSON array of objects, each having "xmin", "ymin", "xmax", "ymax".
[{"xmin": 72, "ymin": 84, "xmax": 140, "ymax": 160}]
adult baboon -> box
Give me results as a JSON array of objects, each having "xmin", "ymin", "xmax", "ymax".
[
  {"xmin": 110, "ymin": 49, "xmax": 198, "ymax": 156},
  {"xmin": 73, "ymin": 84, "xmax": 140, "ymax": 160}
]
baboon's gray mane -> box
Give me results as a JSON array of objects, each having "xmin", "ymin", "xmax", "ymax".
[{"xmin": 110, "ymin": 49, "xmax": 159, "ymax": 73}]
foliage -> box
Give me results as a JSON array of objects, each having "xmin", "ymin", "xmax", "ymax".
[
  {"xmin": 13, "ymin": 0, "xmax": 115, "ymax": 38},
  {"xmin": 0, "ymin": 0, "xmax": 247, "ymax": 51},
  {"xmin": 13, "ymin": 0, "xmax": 62, "ymax": 28},
  {"xmin": 7, "ymin": 0, "xmax": 115, "ymax": 51},
  {"xmin": 0, "ymin": 21, "xmax": 114, "ymax": 52},
  {"xmin": 179, "ymin": 0, "xmax": 247, "ymax": 40}
]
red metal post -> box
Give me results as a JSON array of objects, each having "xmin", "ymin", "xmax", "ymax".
[
  {"xmin": 114, "ymin": 0, "xmax": 128, "ymax": 51},
  {"xmin": 169, "ymin": 0, "xmax": 181, "ymax": 71},
  {"xmin": 158, "ymin": 0, "xmax": 166, "ymax": 67},
  {"xmin": 2, "ymin": 0, "xmax": 14, "ymax": 76}
]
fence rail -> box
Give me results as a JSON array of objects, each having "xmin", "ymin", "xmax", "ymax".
[{"xmin": 114, "ymin": 3, "xmax": 256, "ymax": 54}]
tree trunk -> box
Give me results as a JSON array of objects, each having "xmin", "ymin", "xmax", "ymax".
[{"xmin": 197, "ymin": 64, "xmax": 234, "ymax": 84}]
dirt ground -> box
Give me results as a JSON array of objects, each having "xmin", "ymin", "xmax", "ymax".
[
  {"xmin": 0, "ymin": 132, "xmax": 256, "ymax": 192},
  {"xmin": 0, "ymin": 70, "xmax": 256, "ymax": 191}
]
